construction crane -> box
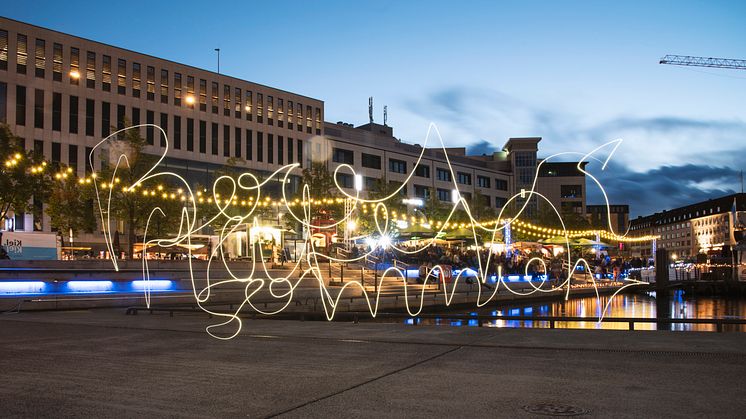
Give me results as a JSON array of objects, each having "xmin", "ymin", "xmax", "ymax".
[{"xmin": 659, "ymin": 55, "xmax": 746, "ymax": 70}]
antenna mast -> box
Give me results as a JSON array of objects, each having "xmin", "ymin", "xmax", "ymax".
[
  {"xmin": 383, "ymin": 106, "xmax": 388, "ymax": 126},
  {"xmin": 368, "ymin": 97, "xmax": 373, "ymax": 123}
]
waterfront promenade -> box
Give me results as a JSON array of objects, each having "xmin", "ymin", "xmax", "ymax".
[{"xmin": 2, "ymin": 309, "xmax": 746, "ymax": 417}]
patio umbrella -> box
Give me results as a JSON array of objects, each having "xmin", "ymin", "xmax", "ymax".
[
  {"xmin": 540, "ymin": 236, "xmax": 572, "ymax": 245},
  {"xmin": 575, "ymin": 238, "xmax": 609, "ymax": 247},
  {"xmin": 398, "ymin": 224, "xmax": 435, "ymax": 240},
  {"xmin": 443, "ymin": 227, "xmax": 475, "ymax": 241}
]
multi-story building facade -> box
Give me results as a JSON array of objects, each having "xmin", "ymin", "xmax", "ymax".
[
  {"xmin": 0, "ymin": 16, "xmax": 323, "ymax": 236},
  {"xmin": 628, "ymin": 193, "xmax": 746, "ymax": 258},
  {"xmin": 586, "ymin": 204, "xmax": 629, "ymax": 234},
  {"xmin": 319, "ymin": 124, "xmax": 587, "ymax": 218},
  {"xmin": 0, "ymin": 17, "xmax": 587, "ymax": 253},
  {"xmin": 319, "ymin": 122, "xmax": 514, "ymax": 211},
  {"xmin": 536, "ymin": 162, "xmax": 587, "ymax": 216}
]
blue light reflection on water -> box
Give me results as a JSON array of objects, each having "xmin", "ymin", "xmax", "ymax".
[{"xmin": 398, "ymin": 290, "xmax": 746, "ymax": 332}]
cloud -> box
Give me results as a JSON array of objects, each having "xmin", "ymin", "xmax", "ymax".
[
  {"xmin": 466, "ymin": 140, "xmax": 500, "ymax": 155},
  {"xmin": 400, "ymin": 86, "xmax": 746, "ymax": 216},
  {"xmin": 403, "ymin": 86, "xmax": 746, "ymax": 166},
  {"xmin": 587, "ymin": 162, "xmax": 740, "ymax": 217}
]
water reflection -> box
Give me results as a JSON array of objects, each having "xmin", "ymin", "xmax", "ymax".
[{"xmin": 400, "ymin": 291, "xmax": 746, "ymax": 331}]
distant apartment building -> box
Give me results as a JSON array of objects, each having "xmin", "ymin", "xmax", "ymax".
[{"xmin": 628, "ymin": 193, "xmax": 746, "ymax": 258}]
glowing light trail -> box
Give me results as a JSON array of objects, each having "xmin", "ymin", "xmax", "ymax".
[{"xmin": 92, "ymin": 124, "xmax": 651, "ymax": 339}]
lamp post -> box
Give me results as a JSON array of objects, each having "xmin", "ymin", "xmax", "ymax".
[{"xmin": 344, "ymin": 175, "xmax": 363, "ymax": 251}]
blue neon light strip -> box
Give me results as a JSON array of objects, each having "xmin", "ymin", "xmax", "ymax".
[{"xmin": 0, "ymin": 279, "xmax": 179, "ymax": 296}]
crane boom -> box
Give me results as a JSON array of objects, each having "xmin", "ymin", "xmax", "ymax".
[{"xmin": 659, "ymin": 55, "xmax": 746, "ymax": 70}]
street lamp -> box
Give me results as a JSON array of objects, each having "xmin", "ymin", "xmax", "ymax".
[
  {"xmin": 185, "ymin": 95, "xmax": 195, "ymax": 105},
  {"xmin": 69, "ymin": 69, "xmax": 80, "ymax": 79}
]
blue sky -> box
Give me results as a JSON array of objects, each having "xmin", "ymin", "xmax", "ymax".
[{"xmin": 5, "ymin": 0, "xmax": 746, "ymax": 216}]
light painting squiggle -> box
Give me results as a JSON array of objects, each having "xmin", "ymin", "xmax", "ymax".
[{"xmin": 91, "ymin": 123, "xmax": 654, "ymax": 339}]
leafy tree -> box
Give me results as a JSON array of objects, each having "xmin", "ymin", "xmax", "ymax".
[
  {"xmin": 367, "ymin": 176, "xmax": 405, "ymax": 214},
  {"xmin": 197, "ymin": 158, "xmax": 275, "ymax": 231},
  {"xmin": 0, "ymin": 123, "xmax": 53, "ymax": 224},
  {"xmin": 468, "ymin": 189, "xmax": 496, "ymax": 222},
  {"xmin": 423, "ymin": 192, "xmax": 450, "ymax": 225},
  {"xmin": 533, "ymin": 203, "xmax": 591, "ymax": 231},
  {"xmin": 297, "ymin": 161, "xmax": 343, "ymax": 222},
  {"xmin": 47, "ymin": 165, "xmax": 97, "ymax": 241},
  {"xmin": 98, "ymin": 128, "xmax": 183, "ymax": 257},
  {"xmin": 301, "ymin": 161, "xmax": 337, "ymax": 198},
  {"xmin": 355, "ymin": 176, "xmax": 405, "ymax": 234}
]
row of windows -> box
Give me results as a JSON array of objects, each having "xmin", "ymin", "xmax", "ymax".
[
  {"xmin": 661, "ymin": 232, "xmax": 691, "ymax": 240},
  {"xmin": 0, "ymin": 29, "xmax": 322, "ymax": 135},
  {"xmin": 657, "ymin": 222, "xmax": 692, "ymax": 233},
  {"xmin": 333, "ymin": 174, "xmax": 508, "ymax": 209},
  {"xmin": 3, "ymin": 86, "xmax": 303, "ymax": 166},
  {"xmin": 328, "ymin": 147, "xmax": 510, "ymax": 190},
  {"xmin": 560, "ymin": 184, "xmax": 583, "ymax": 199},
  {"xmin": 10, "ymin": 136, "xmax": 93, "ymax": 174},
  {"xmin": 635, "ymin": 206, "xmax": 726, "ymax": 231},
  {"xmin": 658, "ymin": 241, "xmax": 691, "ymax": 248}
]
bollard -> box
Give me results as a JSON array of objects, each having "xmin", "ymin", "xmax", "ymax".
[{"xmin": 628, "ymin": 321, "xmax": 635, "ymax": 331}]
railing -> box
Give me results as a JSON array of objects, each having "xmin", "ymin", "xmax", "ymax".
[
  {"xmin": 345, "ymin": 312, "xmax": 746, "ymax": 332},
  {"xmin": 364, "ymin": 255, "xmax": 380, "ymax": 291},
  {"xmin": 392, "ymin": 259, "xmax": 416, "ymax": 283}
]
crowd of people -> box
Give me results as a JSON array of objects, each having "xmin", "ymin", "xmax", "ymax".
[{"xmin": 351, "ymin": 242, "xmax": 652, "ymax": 283}]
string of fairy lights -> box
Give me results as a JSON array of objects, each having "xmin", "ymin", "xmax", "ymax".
[{"xmin": 72, "ymin": 174, "xmax": 658, "ymax": 242}]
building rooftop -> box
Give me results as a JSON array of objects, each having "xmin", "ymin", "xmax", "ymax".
[
  {"xmin": 0, "ymin": 16, "xmax": 323, "ymax": 103},
  {"xmin": 630, "ymin": 193, "xmax": 746, "ymax": 226}
]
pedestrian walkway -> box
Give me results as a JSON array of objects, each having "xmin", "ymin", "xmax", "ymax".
[{"xmin": 1, "ymin": 309, "xmax": 745, "ymax": 417}]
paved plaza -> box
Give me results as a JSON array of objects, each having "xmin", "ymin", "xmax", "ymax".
[{"xmin": 2, "ymin": 309, "xmax": 746, "ymax": 418}]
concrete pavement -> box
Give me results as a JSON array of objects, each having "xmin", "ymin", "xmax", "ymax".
[{"xmin": 1, "ymin": 309, "xmax": 745, "ymax": 418}]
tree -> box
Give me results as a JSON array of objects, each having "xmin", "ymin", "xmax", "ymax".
[
  {"xmin": 0, "ymin": 123, "xmax": 53, "ymax": 224},
  {"xmin": 297, "ymin": 161, "xmax": 343, "ymax": 222},
  {"xmin": 99, "ymin": 128, "xmax": 183, "ymax": 257},
  {"xmin": 367, "ymin": 176, "xmax": 405, "ymax": 214},
  {"xmin": 468, "ymin": 189, "xmax": 496, "ymax": 222},
  {"xmin": 301, "ymin": 161, "xmax": 337, "ymax": 198},
  {"xmin": 533, "ymin": 203, "xmax": 591, "ymax": 231},
  {"xmin": 47, "ymin": 165, "xmax": 97, "ymax": 241},
  {"xmin": 196, "ymin": 157, "xmax": 275, "ymax": 231},
  {"xmin": 423, "ymin": 192, "xmax": 450, "ymax": 225}
]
